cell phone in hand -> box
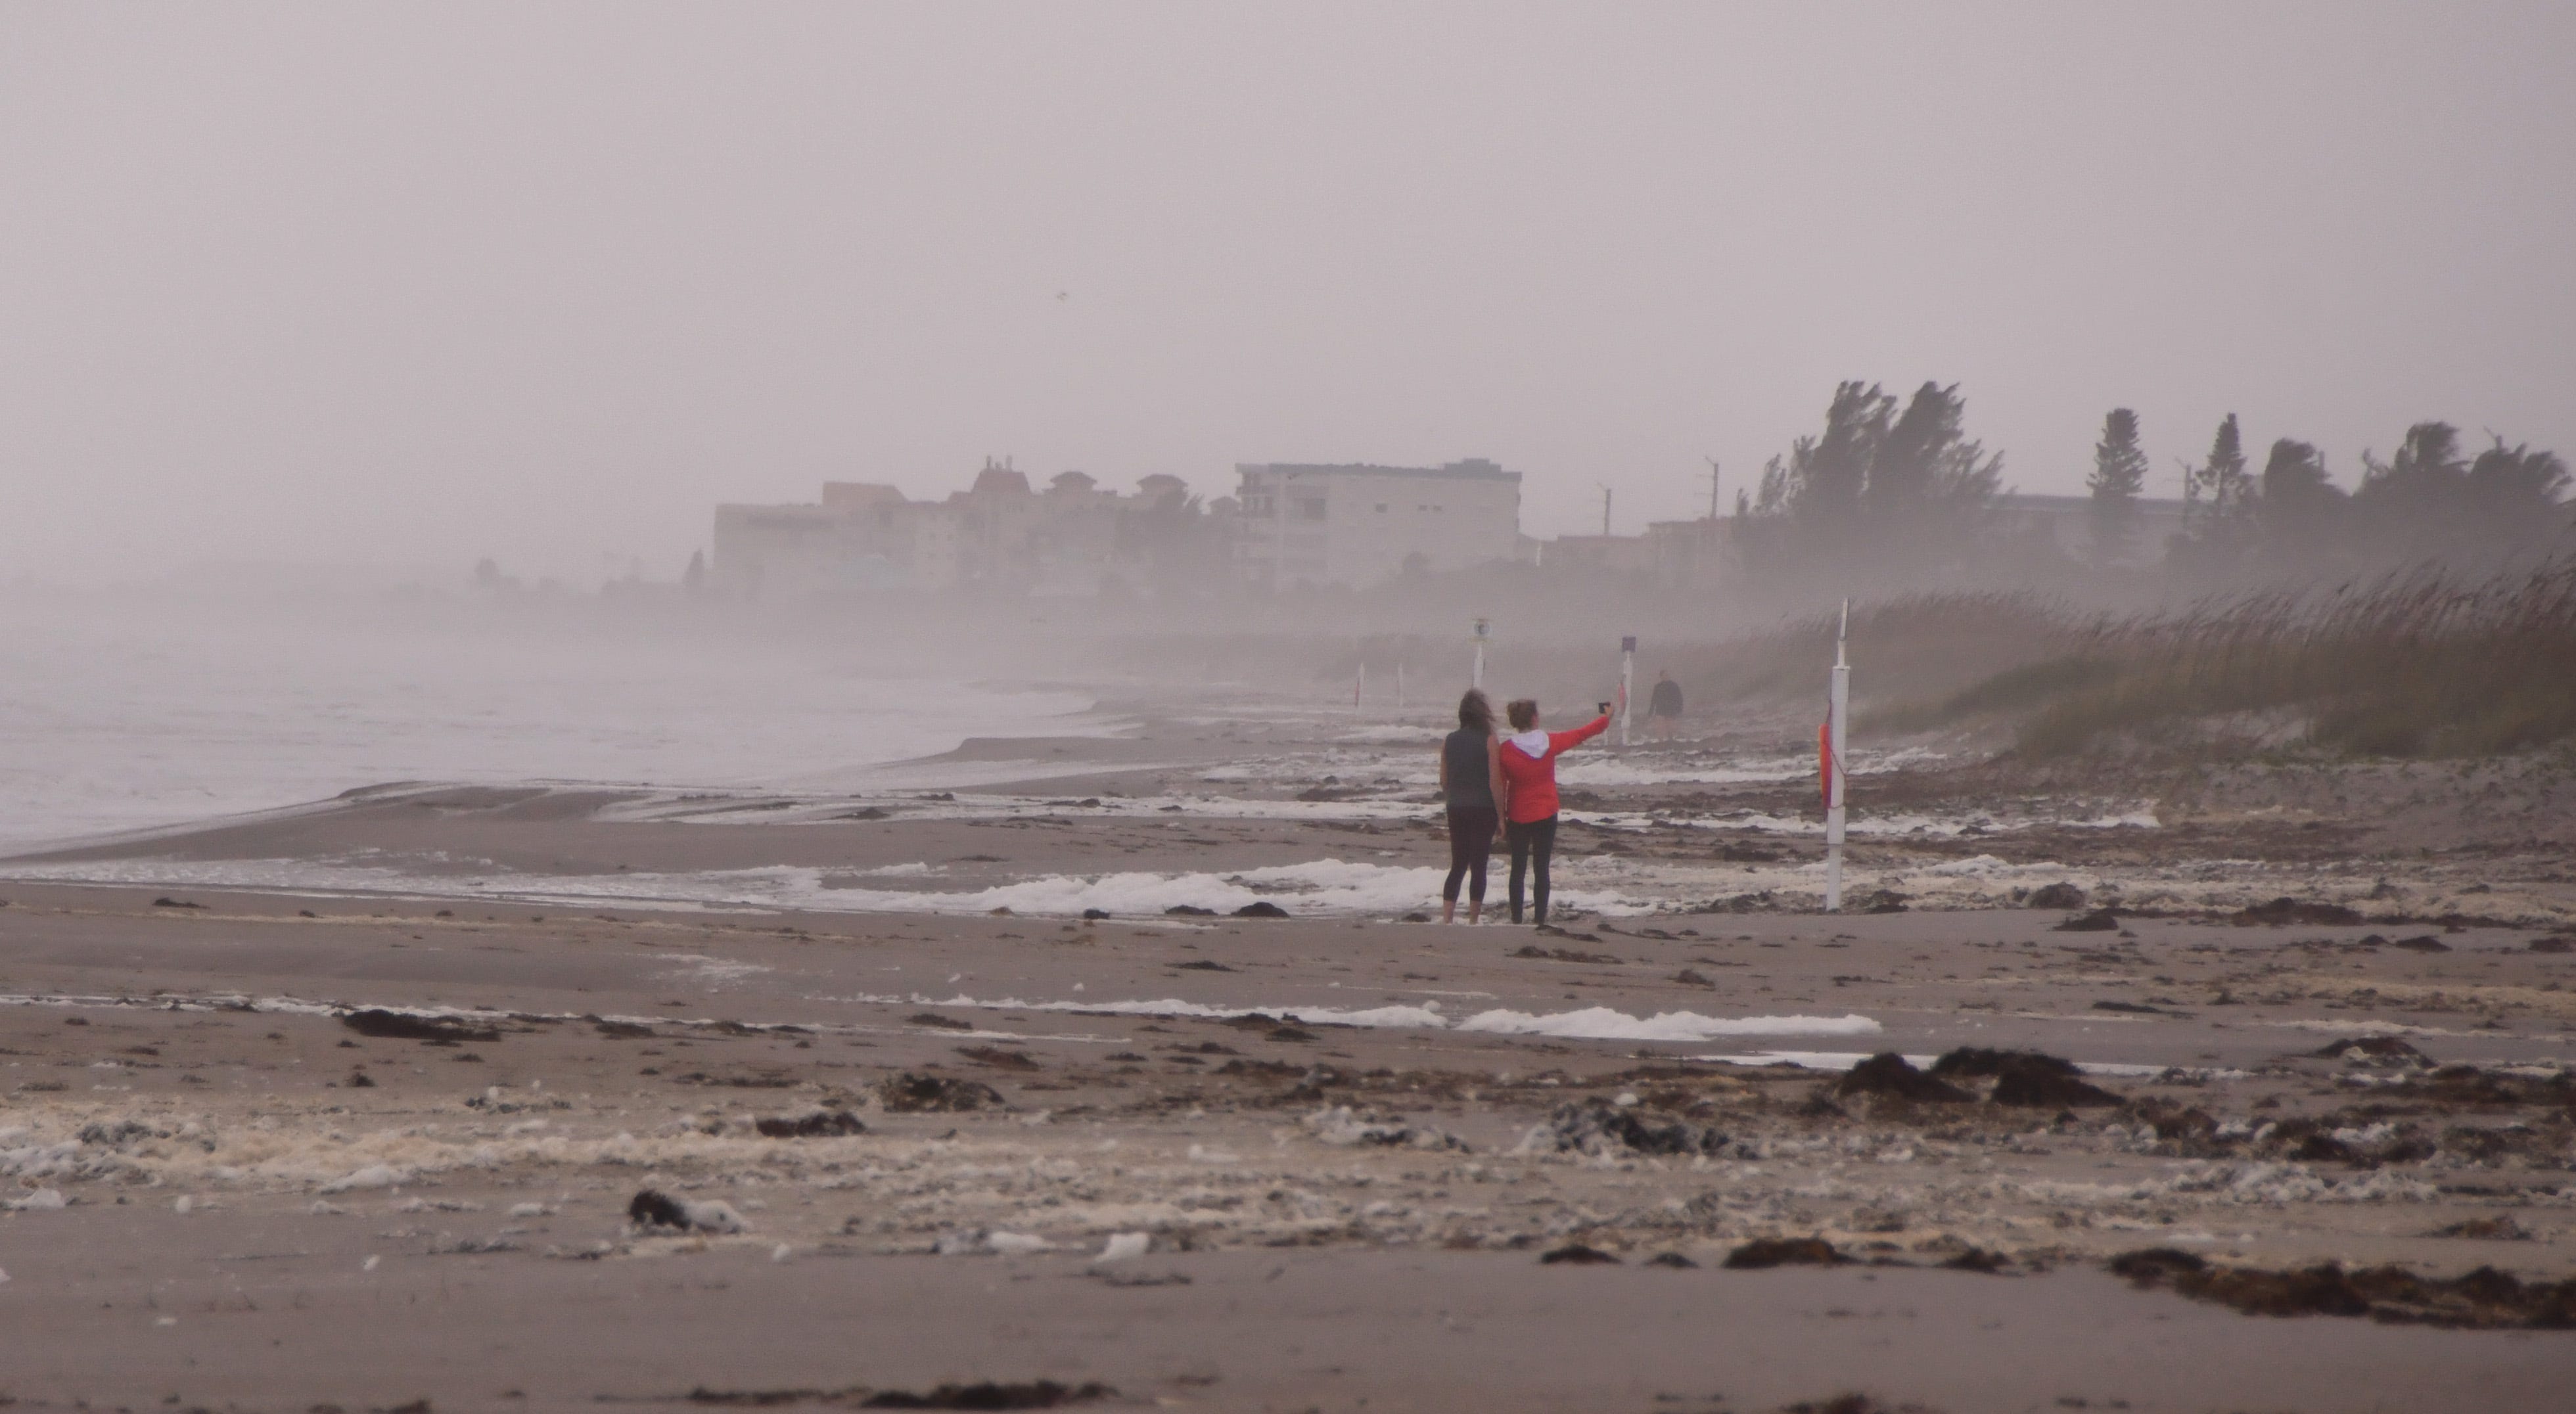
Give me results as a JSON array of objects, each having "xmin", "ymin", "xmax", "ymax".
[{"xmin": 1597, "ymin": 700, "xmax": 1612, "ymax": 716}]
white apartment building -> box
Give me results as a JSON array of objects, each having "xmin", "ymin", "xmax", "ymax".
[{"xmin": 1231, "ymin": 459, "xmax": 1523, "ymax": 589}]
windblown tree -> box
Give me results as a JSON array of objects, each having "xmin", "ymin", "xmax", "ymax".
[
  {"xmin": 2173, "ymin": 413, "xmax": 2261, "ymax": 571},
  {"xmin": 2086, "ymin": 408, "xmax": 2149, "ymax": 565},
  {"xmin": 1741, "ymin": 380, "xmax": 2003, "ymax": 588},
  {"xmin": 2256, "ymin": 438, "xmax": 2345, "ymax": 562},
  {"xmin": 2353, "ymin": 422, "xmax": 2573, "ymax": 568}
]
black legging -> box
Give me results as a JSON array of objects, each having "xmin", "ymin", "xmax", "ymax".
[
  {"xmin": 1507, "ymin": 814, "xmax": 1558, "ymax": 924},
  {"xmin": 1444, "ymin": 806, "xmax": 1497, "ymax": 903}
]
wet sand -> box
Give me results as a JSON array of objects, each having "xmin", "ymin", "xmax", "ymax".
[{"xmin": 4, "ymin": 706, "xmax": 2573, "ymax": 1410}]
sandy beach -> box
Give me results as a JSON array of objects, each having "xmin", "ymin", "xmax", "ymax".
[{"xmin": 4, "ymin": 702, "xmax": 2574, "ymax": 1411}]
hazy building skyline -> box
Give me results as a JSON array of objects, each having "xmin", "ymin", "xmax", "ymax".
[{"xmin": 5, "ymin": 3, "xmax": 2571, "ymax": 585}]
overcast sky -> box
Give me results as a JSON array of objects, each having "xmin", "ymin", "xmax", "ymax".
[{"xmin": 5, "ymin": 3, "xmax": 2571, "ymax": 584}]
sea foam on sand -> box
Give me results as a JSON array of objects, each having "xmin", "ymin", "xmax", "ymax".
[
  {"xmin": 869, "ymin": 991, "xmax": 1879, "ymax": 1042},
  {"xmin": 0, "ymin": 856, "xmax": 1659, "ymax": 919}
]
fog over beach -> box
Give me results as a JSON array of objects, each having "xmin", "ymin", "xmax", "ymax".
[{"xmin": 5, "ymin": 5, "xmax": 2576, "ymax": 1412}]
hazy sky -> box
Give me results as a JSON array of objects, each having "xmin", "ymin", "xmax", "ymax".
[{"xmin": 5, "ymin": 3, "xmax": 2571, "ymax": 584}]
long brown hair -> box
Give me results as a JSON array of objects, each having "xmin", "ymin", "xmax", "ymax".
[
  {"xmin": 1456, "ymin": 689, "xmax": 1494, "ymax": 735},
  {"xmin": 1506, "ymin": 698, "xmax": 1538, "ymax": 731}
]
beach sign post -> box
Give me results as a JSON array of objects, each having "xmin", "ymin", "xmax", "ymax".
[
  {"xmin": 1619, "ymin": 635, "xmax": 1636, "ymax": 746},
  {"xmin": 1471, "ymin": 618, "xmax": 1490, "ymax": 689},
  {"xmin": 1823, "ymin": 599, "xmax": 1851, "ymax": 911}
]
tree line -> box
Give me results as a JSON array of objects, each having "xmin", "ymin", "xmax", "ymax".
[{"xmin": 1732, "ymin": 380, "xmax": 2571, "ymax": 592}]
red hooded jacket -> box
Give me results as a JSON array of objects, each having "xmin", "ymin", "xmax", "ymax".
[{"xmin": 1496, "ymin": 714, "xmax": 1609, "ymax": 823}]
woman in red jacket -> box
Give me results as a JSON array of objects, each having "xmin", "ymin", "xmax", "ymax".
[{"xmin": 1495, "ymin": 695, "xmax": 1613, "ymax": 925}]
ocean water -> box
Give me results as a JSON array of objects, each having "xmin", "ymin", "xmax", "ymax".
[{"xmin": 0, "ymin": 595, "xmax": 1101, "ymax": 853}]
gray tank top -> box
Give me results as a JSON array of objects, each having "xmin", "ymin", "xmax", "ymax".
[{"xmin": 1442, "ymin": 729, "xmax": 1494, "ymax": 809}]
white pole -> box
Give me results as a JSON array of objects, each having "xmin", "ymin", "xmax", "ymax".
[
  {"xmin": 1824, "ymin": 599, "xmax": 1851, "ymax": 911},
  {"xmin": 1471, "ymin": 618, "xmax": 1488, "ymax": 690},
  {"xmin": 1619, "ymin": 635, "xmax": 1636, "ymax": 746},
  {"xmin": 1354, "ymin": 662, "xmax": 1366, "ymax": 712}
]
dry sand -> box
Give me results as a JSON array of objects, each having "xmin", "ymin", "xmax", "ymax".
[{"xmin": 4, "ymin": 703, "xmax": 2574, "ymax": 1411}]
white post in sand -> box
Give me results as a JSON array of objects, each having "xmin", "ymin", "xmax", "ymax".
[
  {"xmin": 1471, "ymin": 618, "xmax": 1490, "ymax": 690},
  {"xmin": 1619, "ymin": 635, "xmax": 1636, "ymax": 746},
  {"xmin": 1824, "ymin": 599, "xmax": 1851, "ymax": 911}
]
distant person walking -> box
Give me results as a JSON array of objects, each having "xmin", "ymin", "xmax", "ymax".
[
  {"xmin": 1437, "ymin": 689, "xmax": 1504, "ymax": 924},
  {"xmin": 1495, "ymin": 695, "xmax": 1613, "ymax": 926},
  {"xmin": 1647, "ymin": 670, "xmax": 1684, "ymax": 742}
]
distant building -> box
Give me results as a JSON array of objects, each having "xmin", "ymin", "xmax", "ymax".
[
  {"xmin": 1993, "ymin": 493, "xmax": 2189, "ymax": 566},
  {"xmin": 712, "ymin": 459, "xmax": 1213, "ymax": 599},
  {"xmin": 1229, "ymin": 459, "xmax": 1522, "ymax": 589}
]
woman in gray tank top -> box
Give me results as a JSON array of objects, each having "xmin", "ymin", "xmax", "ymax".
[{"xmin": 1437, "ymin": 689, "xmax": 1504, "ymax": 923}]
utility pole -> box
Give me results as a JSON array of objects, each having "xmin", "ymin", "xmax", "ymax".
[
  {"xmin": 1824, "ymin": 599, "xmax": 1851, "ymax": 911},
  {"xmin": 1471, "ymin": 618, "xmax": 1490, "ymax": 690},
  {"xmin": 1705, "ymin": 458, "xmax": 1722, "ymax": 520},
  {"xmin": 1599, "ymin": 484, "xmax": 1613, "ymax": 537}
]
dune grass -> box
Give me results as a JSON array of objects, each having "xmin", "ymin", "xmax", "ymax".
[{"xmin": 2004, "ymin": 562, "xmax": 2576, "ymax": 758}]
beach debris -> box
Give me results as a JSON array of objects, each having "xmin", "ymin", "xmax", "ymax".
[
  {"xmin": 908, "ymin": 1012, "xmax": 973, "ymax": 1030},
  {"xmin": 2107, "ymin": 1247, "xmax": 2576, "ymax": 1327},
  {"xmin": 1927, "ymin": 1048, "xmax": 2121, "ymax": 1107},
  {"xmin": 1774, "ymin": 1398, "xmax": 1941, "ymax": 1414},
  {"xmin": 1164, "ymin": 905, "xmax": 1216, "ymax": 917},
  {"xmin": 2392, "ymin": 934, "xmax": 2452, "ymax": 953},
  {"xmin": 1519, "ymin": 1097, "xmax": 1730, "ymax": 1158},
  {"xmin": 2527, "ymin": 935, "xmax": 2574, "ymax": 953},
  {"xmin": 2312, "ymin": 1036, "xmax": 2433, "ymax": 1068},
  {"xmin": 956, "ymin": 1045, "xmax": 1040, "ymax": 1070},
  {"xmin": 152, "ymin": 897, "xmax": 204, "ymax": 909},
  {"xmin": 628, "ymin": 1189, "xmax": 745, "ymax": 1235},
  {"xmin": 754, "ymin": 1109, "xmax": 867, "ymax": 1138},
  {"xmin": 1511, "ymin": 945, "xmax": 1622, "ymax": 965},
  {"xmin": 1232, "ymin": 901, "xmax": 1291, "ymax": 919},
  {"xmin": 1304, "ymin": 1105, "xmax": 1467, "ymax": 1150},
  {"xmin": 1833, "ymin": 1054, "xmax": 1970, "ymax": 1105},
  {"xmin": 1674, "ymin": 969, "xmax": 1716, "ymax": 988},
  {"xmin": 2025, "ymin": 882, "xmax": 2088, "ymax": 909},
  {"xmin": 856, "ymin": 1380, "xmax": 1116, "ymax": 1409},
  {"xmin": 345, "ymin": 1068, "xmax": 377, "ymax": 1087},
  {"xmin": 1938, "ymin": 1248, "xmax": 2012, "ymax": 1273},
  {"xmin": 1080, "ymin": 908, "xmax": 1111, "ymax": 921},
  {"xmin": 878, "ymin": 1073, "xmax": 1004, "ymax": 1112},
  {"xmin": 2231, "ymin": 897, "xmax": 2364, "ymax": 927},
  {"xmin": 2428, "ymin": 1216, "xmax": 2530, "ymax": 1241},
  {"xmin": 1095, "ymin": 1232, "xmax": 1151, "ymax": 1262},
  {"xmin": 78, "ymin": 1118, "xmax": 166, "ymax": 1148},
  {"xmin": 2052, "ymin": 909, "xmax": 2119, "ymax": 932},
  {"xmin": 1645, "ymin": 1252, "xmax": 1699, "ymax": 1268},
  {"xmin": 1170, "ymin": 959, "xmax": 1235, "ymax": 972},
  {"xmin": 1540, "ymin": 1243, "xmax": 1620, "ymax": 1265},
  {"xmin": 1722, "ymin": 1237, "xmax": 1847, "ymax": 1269},
  {"xmin": 340, "ymin": 1009, "xmax": 500, "ymax": 1044},
  {"xmin": 593, "ymin": 1018, "xmax": 656, "ymax": 1039}
]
